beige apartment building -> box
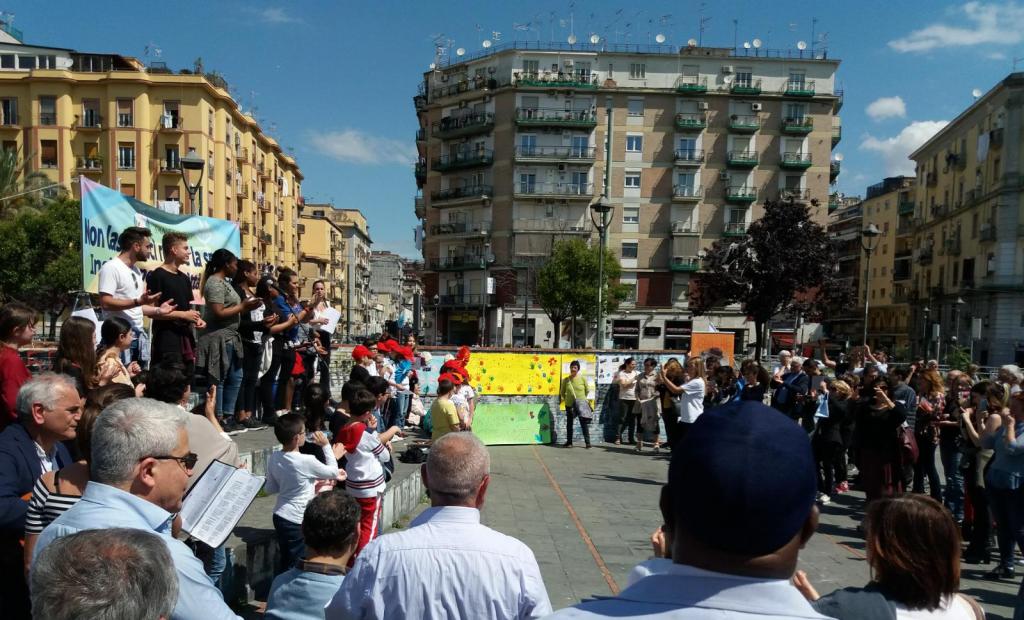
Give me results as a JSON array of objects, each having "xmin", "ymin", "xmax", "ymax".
[
  {"xmin": 330, "ymin": 208, "xmax": 373, "ymax": 340},
  {"xmin": 0, "ymin": 27, "xmax": 302, "ymax": 267},
  {"xmin": 298, "ymin": 203, "xmax": 346, "ymax": 310},
  {"xmin": 909, "ymin": 72, "xmax": 1024, "ymax": 366},
  {"xmin": 414, "ymin": 42, "xmax": 842, "ymax": 349}
]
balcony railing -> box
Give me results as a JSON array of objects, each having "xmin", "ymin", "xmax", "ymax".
[
  {"xmin": 429, "ymin": 221, "xmax": 492, "ymax": 236},
  {"xmin": 0, "ymin": 113, "xmax": 18, "ymax": 126},
  {"xmin": 514, "ymin": 182, "xmax": 593, "ymax": 198},
  {"xmin": 159, "ymin": 160, "xmax": 181, "ymax": 173},
  {"xmin": 415, "ymin": 128, "xmax": 426, "ymax": 142},
  {"xmin": 828, "ymin": 197, "xmax": 841, "ymax": 213},
  {"xmin": 726, "ymin": 186, "xmax": 757, "ymax": 202},
  {"xmin": 780, "ymin": 152, "xmax": 813, "ymax": 169},
  {"xmin": 898, "ymin": 200, "xmax": 915, "ymax": 215},
  {"xmin": 158, "ymin": 116, "xmax": 182, "ymax": 131},
  {"xmin": 832, "ymin": 125, "xmax": 842, "ymax": 146},
  {"xmin": 670, "ymin": 256, "xmax": 701, "ymax": 272},
  {"xmin": 781, "ymin": 117, "xmax": 814, "ymax": 134},
  {"xmin": 727, "ymin": 150, "xmax": 759, "ymax": 167},
  {"xmin": 783, "ymin": 80, "xmax": 815, "ymax": 96},
  {"xmin": 513, "ymin": 146, "xmax": 596, "ymax": 161},
  {"xmin": 117, "ymin": 113, "xmax": 133, "ymax": 127},
  {"xmin": 672, "ymin": 221, "xmax": 700, "ymax": 235},
  {"xmin": 830, "ymin": 160, "xmax": 841, "ymax": 179},
  {"xmin": 675, "ymin": 113, "xmax": 707, "ymax": 130},
  {"xmin": 729, "ymin": 115, "xmax": 760, "ymax": 132},
  {"xmin": 779, "ymin": 188, "xmax": 811, "ymax": 202},
  {"xmin": 723, "ymin": 222, "xmax": 748, "ymax": 236},
  {"xmin": 896, "ymin": 221, "xmax": 914, "ymax": 236},
  {"xmin": 431, "ymin": 184, "xmax": 493, "ymax": 204},
  {"xmin": 672, "ymin": 185, "xmax": 703, "ymax": 201},
  {"xmin": 76, "ymin": 157, "xmax": 102, "ymax": 171},
  {"xmin": 515, "ymin": 219, "xmax": 591, "ymax": 233},
  {"xmin": 431, "ymin": 149, "xmax": 494, "ymax": 172},
  {"xmin": 980, "ymin": 223, "xmax": 996, "ymax": 242},
  {"xmin": 675, "ymin": 76, "xmax": 708, "ymax": 93},
  {"xmin": 76, "ymin": 113, "xmax": 102, "ymax": 129},
  {"xmin": 673, "ymin": 149, "xmax": 704, "ymax": 165},
  {"xmin": 429, "ymin": 255, "xmax": 486, "ymax": 271},
  {"xmin": 432, "ymin": 113, "xmax": 495, "ymax": 139},
  {"xmin": 514, "ymin": 107, "xmax": 597, "ymax": 127},
  {"xmin": 414, "ymin": 195, "xmax": 425, "ymax": 218},
  {"xmin": 730, "ymin": 79, "xmax": 762, "ymax": 95},
  {"xmin": 438, "ymin": 294, "xmax": 497, "ymax": 307},
  {"xmin": 513, "ymin": 71, "xmax": 599, "ymax": 89}
]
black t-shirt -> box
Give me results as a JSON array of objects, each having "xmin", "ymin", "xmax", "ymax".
[{"xmin": 145, "ymin": 266, "xmax": 195, "ymax": 356}]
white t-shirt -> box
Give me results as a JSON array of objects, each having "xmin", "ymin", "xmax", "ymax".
[
  {"xmin": 265, "ymin": 446, "xmax": 339, "ymax": 524},
  {"xmin": 618, "ymin": 370, "xmax": 639, "ymax": 401},
  {"xmin": 97, "ymin": 257, "xmax": 144, "ymax": 328},
  {"xmin": 894, "ymin": 595, "xmax": 976, "ymax": 619},
  {"xmin": 678, "ymin": 378, "xmax": 706, "ymax": 424}
]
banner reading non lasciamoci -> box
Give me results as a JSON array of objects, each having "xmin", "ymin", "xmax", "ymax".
[{"xmin": 80, "ymin": 177, "xmax": 240, "ymax": 297}]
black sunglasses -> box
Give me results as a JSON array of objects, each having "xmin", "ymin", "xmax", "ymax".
[{"xmin": 144, "ymin": 452, "xmax": 198, "ymax": 470}]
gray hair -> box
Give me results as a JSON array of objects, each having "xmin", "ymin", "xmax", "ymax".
[
  {"xmin": 426, "ymin": 432, "xmax": 491, "ymax": 503},
  {"xmin": 91, "ymin": 398, "xmax": 187, "ymax": 485},
  {"xmin": 15, "ymin": 373, "xmax": 77, "ymax": 426},
  {"xmin": 30, "ymin": 528, "xmax": 178, "ymax": 620},
  {"xmin": 1001, "ymin": 365, "xmax": 1024, "ymax": 383}
]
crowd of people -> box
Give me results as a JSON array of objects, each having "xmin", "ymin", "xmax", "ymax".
[{"xmin": 1, "ymin": 226, "xmax": 1023, "ymax": 618}]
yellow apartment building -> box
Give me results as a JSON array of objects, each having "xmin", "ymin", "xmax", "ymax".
[
  {"xmin": 330, "ymin": 208, "xmax": 373, "ymax": 339},
  {"xmin": 0, "ymin": 31, "xmax": 303, "ymax": 268},
  {"xmin": 298, "ymin": 203, "xmax": 346, "ymax": 312}
]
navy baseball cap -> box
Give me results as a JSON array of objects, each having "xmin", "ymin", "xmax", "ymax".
[{"xmin": 669, "ymin": 400, "xmax": 817, "ymax": 556}]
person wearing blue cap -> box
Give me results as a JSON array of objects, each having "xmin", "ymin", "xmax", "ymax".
[{"xmin": 547, "ymin": 400, "xmax": 831, "ymax": 619}]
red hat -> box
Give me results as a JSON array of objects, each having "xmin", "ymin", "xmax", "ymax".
[
  {"xmin": 439, "ymin": 372, "xmax": 463, "ymax": 386},
  {"xmin": 377, "ymin": 340, "xmax": 391, "ymax": 352},
  {"xmin": 457, "ymin": 345, "xmax": 472, "ymax": 364},
  {"xmin": 352, "ymin": 345, "xmax": 371, "ymax": 361},
  {"xmin": 395, "ymin": 345, "xmax": 415, "ymax": 361}
]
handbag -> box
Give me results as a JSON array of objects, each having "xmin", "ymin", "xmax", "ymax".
[
  {"xmin": 257, "ymin": 336, "xmax": 274, "ymax": 379},
  {"xmin": 569, "ymin": 379, "xmax": 593, "ymax": 419},
  {"xmin": 898, "ymin": 423, "xmax": 919, "ymax": 465},
  {"xmin": 814, "ymin": 393, "xmax": 830, "ymax": 419}
]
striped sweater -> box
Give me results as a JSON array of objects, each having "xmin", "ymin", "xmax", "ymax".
[{"xmin": 337, "ymin": 422, "xmax": 390, "ymax": 498}]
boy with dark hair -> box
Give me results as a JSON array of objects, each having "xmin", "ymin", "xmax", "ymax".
[
  {"xmin": 266, "ymin": 413, "xmax": 343, "ymax": 572},
  {"xmin": 365, "ymin": 376, "xmax": 391, "ymax": 432},
  {"xmin": 337, "ymin": 389, "xmax": 400, "ymax": 559},
  {"xmin": 146, "ymin": 232, "xmax": 205, "ymax": 375},
  {"xmin": 265, "ymin": 490, "xmax": 361, "ymax": 620}
]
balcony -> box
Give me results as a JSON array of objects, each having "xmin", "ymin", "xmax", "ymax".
[
  {"xmin": 781, "ymin": 117, "xmax": 814, "ymax": 134},
  {"xmin": 670, "ymin": 256, "xmax": 701, "ymax": 272},
  {"xmin": 258, "ymin": 232, "xmax": 272, "ymax": 244},
  {"xmin": 675, "ymin": 113, "xmax": 707, "ymax": 131},
  {"xmin": 930, "ymin": 203, "xmax": 949, "ymax": 219},
  {"xmin": 74, "ymin": 114, "xmax": 102, "ymax": 130},
  {"xmin": 723, "ymin": 222, "xmax": 748, "ymax": 237},
  {"xmin": 416, "ymin": 128, "xmax": 426, "ymax": 143},
  {"xmin": 893, "ymin": 266, "xmax": 912, "ymax": 282},
  {"xmin": 431, "ymin": 149, "xmax": 494, "ymax": 172},
  {"xmin": 896, "ymin": 220, "xmax": 914, "ymax": 236},
  {"xmin": 117, "ymin": 113, "xmax": 133, "ymax": 128},
  {"xmin": 0, "ymin": 114, "xmax": 18, "ymax": 128},
  {"xmin": 726, "ymin": 186, "xmax": 757, "ymax": 203},
  {"xmin": 76, "ymin": 157, "xmax": 102, "ymax": 173},
  {"xmin": 783, "ymin": 80, "xmax": 815, "ymax": 96},
  {"xmin": 438, "ymin": 293, "xmax": 497, "ymax": 307},
  {"xmin": 944, "ymin": 236, "xmax": 961, "ymax": 256},
  {"xmin": 429, "ymin": 221, "xmax": 491, "ymax": 237},
  {"xmin": 415, "ymin": 159, "xmax": 427, "ymax": 185},
  {"xmin": 892, "ymin": 287, "xmax": 910, "ymax": 303},
  {"xmin": 513, "ymin": 70, "xmax": 598, "ymax": 89},
  {"xmin": 514, "ymin": 107, "xmax": 597, "ymax": 128},
  {"xmin": 730, "ymin": 79, "xmax": 762, "ymax": 95},
  {"xmin": 513, "ymin": 146, "xmax": 596, "ymax": 163},
  {"xmin": 429, "ymin": 255, "xmax": 486, "ymax": 271},
  {"xmin": 727, "ymin": 150, "xmax": 759, "ymax": 167},
  {"xmin": 832, "ymin": 125, "xmax": 842, "ymax": 146},
  {"xmin": 675, "ymin": 76, "xmax": 708, "ymax": 93},
  {"xmin": 898, "ymin": 200, "xmax": 915, "ymax": 215},
  {"xmin": 39, "ymin": 113, "xmax": 56, "ymax": 126},
  {"xmin": 158, "ymin": 159, "xmax": 181, "ymax": 174},
  {"xmin": 830, "ymin": 160, "xmax": 841, "ymax": 180},
  {"xmin": 780, "ymin": 152, "xmax": 812, "ymax": 170},
  {"xmin": 158, "ymin": 116, "xmax": 182, "ymax": 132},
  {"xmin": 980, "ymin": 223, "xmax": 996, "ymax": 242},
  {"xmin": 514, "ymin": 182, "xmax": 593, "ymax": 199},
  {"xmin": 918, "ymin": 246, "xmax": 933, "ymax": 266},
  {"xmin": 828, "ymin": 196, "xmax": 840, "ymax": 213},
  {"xmin": 672, "ymin": 185, "xmax": 703, "ymax": 202},
  {"xmin": 728, "ymin": 115, "xmax": 760, "ymax": 132},
  {"xmin": 414, "ymin": 195, "xmax": 425, "ymax": 219},
  {"xmin": 432, "ymin": 113, "xmax": 495, "ymax": 140},
  {"xmin": 674, "ymin": 149, "xmax": 704, "ymax": 166},
  {"xmin": 672, "ymin": 221, "xmax": 700, "ymax": 235},
  {"xmin": 431, "ymin": 184, "xmax": 493, "ymax": 206},
  {"xmin": 779, "ymin": 188, "xmax": 811, "ymax": 202}
]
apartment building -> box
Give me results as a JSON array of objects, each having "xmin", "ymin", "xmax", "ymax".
[
  {"xmin": 909, "ymin": 72, "xmax": 1024, "ymax": 366},
  {"xmin": 330, "ymin": 209, "xmax": 373, "ymax": 340},
  {"xmin": 823, "ymin": 197, "xmax": 863, "ymax": 348},
  {"xmin": 298, "ymin": 203, "xmax": 347, "ymax": 311},
  {"xmin": 413, "ymin": 41, "xmax": 842, "ymax": 348},
  {"xmin": 0, "ymin": 28, "xmax": 302, "ymax": 267}
]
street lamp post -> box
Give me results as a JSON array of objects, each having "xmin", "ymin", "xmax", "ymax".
[
  {"xmin": 953, "ymin": 297, "xmax": 965, "ymax": 353},
  {"xmin": 480, "ymin": 232, "xmax": 492, "ymax": 347},
  {"xmin": 860, "ymin": 223, "xmax": 881, "ymax": 347},
  {"xmin": 433, "ymin": 293, "xmax": 441, "ymax": 345},
  {"xmin": 590, "ymin": 197, "xmax": 613, "ymax": 348},
  {"xmin": 922, "ymin": 306, "xmax": 931, "ymax": 360},
  {"xmin": 179, "ymin": 147, "xmax": 205, "ymax": 216}
]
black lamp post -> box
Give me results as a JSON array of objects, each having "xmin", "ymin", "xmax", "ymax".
[
  {"xmin": 433, "ymin": 293, "xmax": 441, "ymax": 345},
  {"xmin": 179, "ymin": 147, "xmax": 205, "ymax": 215},
  {"xmin": 590, "ymin": 196, "xmax": 613, "ymax": 348},
  {"xmin": 860, "ymin": 223, "xmax": 881, "ymax": 347}
]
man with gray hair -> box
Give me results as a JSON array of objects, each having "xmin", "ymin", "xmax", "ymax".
[
  {"xmin": 326, "ymin": 432, "xmax": 551, "ymax": 619},
  {"xmin": 0, "ymin": 373, "xmax": 79, "ymax": 619},
  {"xmin": 33, "ymin": 398, "xmax": 241, "ymax": 620},
  {"xmin": 31, "ymin": 527, "xmax": 178, "ymax": 620}
]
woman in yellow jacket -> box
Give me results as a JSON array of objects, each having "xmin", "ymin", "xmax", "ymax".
[{"xmin": 561, "ymin": 360, "xmax": 593, "ymax": 449}]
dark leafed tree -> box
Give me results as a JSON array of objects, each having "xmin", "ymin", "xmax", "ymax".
[{"xmin": 689, "ymin": 199, "xmax": 854, "ymax": 361}]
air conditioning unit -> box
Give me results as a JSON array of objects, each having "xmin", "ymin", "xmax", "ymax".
[
  {"xmin": 557, "ymin": 163, "xmax": 567, "ymax": 172},
  {"xmin": 722, "ymin": 65, "xmax": 734, "ymax": 73},
  {"xmin": 751, "ymin": 103, "xmax": 763, "ymax": 111},
  {"xmin": 719, "ymin": 171, "xmax": 729, "ymax": 180},
  {"xmin": 564, "ymin": 59, "xmax": 575, "ymax": 68},
  {"xmin": 697, "ymin": 102, "xmax": 709, "ymax": 110}
]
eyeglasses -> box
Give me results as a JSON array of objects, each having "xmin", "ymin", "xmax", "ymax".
[{"xmin": 144, "ymin": 452, "xmax": 199, "ymax": 471}]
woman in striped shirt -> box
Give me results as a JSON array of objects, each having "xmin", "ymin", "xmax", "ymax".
[{"xmin": 22, "ymin": 383, "xmax": 135, "ymax": 571}]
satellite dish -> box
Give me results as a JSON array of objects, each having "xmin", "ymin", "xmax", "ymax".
[
  {"xmin": 590, "ymin": 33, "xmax": 600, "ymax": 44},
  {"xmin": 797, "ymin": 40, "xmax": 807, "ymax": 50},
  {"xmin": 834, "ymin": 153, "xmax": 845, "ymax": 162},
  {"xmin": 656, "ymin": 33, "xmax": 666, "ymax": 44},
  {"xmin": 687, "ymin": 38, "xmax": 698, "ymax": 47},
  {"xmin": 972, "ymin": 88, "xmax": 982, "ymax": 98},
  {"xmin": 482, "ymin": 39, "xmax": 492, "ymax": 48},
  {"xmin": 568, "ymin": 34, "xmax": 577, "ymax": 44},
  {"xmin": 429, "ymin": 62, "xmax": 436, "ymax": 70},
  {"xmin": 456, "ymin": 47, "xmax": 466, "ymax": 56},
  {"xmin": 743, "ymin": 41, "xmax": 751, "ymax": 49},
  {"xmin": 723, "ymin": 75, "xmax": 734, "ymax": 84},
  {"xmin": 752, "ymin": 38, "xmax": 762, "ymax": 48}
]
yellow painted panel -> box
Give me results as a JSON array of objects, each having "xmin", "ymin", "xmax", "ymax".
[{"xmin": 467, "ymin": 352, "xmax": 562, "ymax": 395}]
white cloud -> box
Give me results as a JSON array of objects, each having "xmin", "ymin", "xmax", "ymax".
[
  {"xmin": 988, "ymin": 51, "xmax": 1009, "ymax": 59},
  {"xmin": 888, "ymin": 1, "xmax": 1024, "ymax": 52},
  {"xmin": 865, "ymin": 96, "xmax": 907, "ymax": 121},
  {"xmin": 254, "ymin": 7, "xmax": 303, "ymax": 24},
  {"xmin": 860, "ymin": 121, "xmax": 950, "ymax": 176},
  {"xmin": 309, "ymin": 129, "xmax": 417, "ymax": 166}
]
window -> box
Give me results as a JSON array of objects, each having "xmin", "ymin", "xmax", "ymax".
[
  {"xmin": 972, "ymin": 213, "xmax": 979, "ymax": 238},
  {"xmin": 735, "ymin": 71, "xmax": 753, "ymax": 88},
  {"xmin": 37, "ymin": 55, "xmax": 57, "ymax": 69},
  {"xmin": 622, "ymin": 242, "xmax": 639, "ymax": 259},
  {"xmin": 3, "ymin": 140, "xmax": 16, "ymax": 152},
  {"xmin": 626, "ymin": 135, "xmax": 643, "ymax": 152},
  {"xmin": 784, "ymin": 103, "xmax": 806, "ymax": 121},
  {"xmin": 788, "ymin": 71, "xmax": 806, "ymax": 87},
  {"xmin": 570, "ymin": 135, "xmax": 589, "ymax": 157},
  {"xmin": 116, "ymin": 99, "xmax": 133, "ymax": 127},
  {"xmin": 207, "ymin": 109, "xmax": 214, "ymax": 136},
  {"xmin": 523, "ymin": 60, "xmax": 539, "ymax": 76},
  {"xmin": 40, "ymin": 140, "xmax": 57, "ymax": 167},
  {"xmin": 0, "ymin": 54, "xmax": 13, "ymax": 69},
  {"xmin": 629, "ymin": 63, "xmax": 646, "ymax": 79},
  {"xmin": 120, "ymin": 183, "xmax": 136, "ymax": 198},
  {"xmin": 165, "ymin": 146, "xmax": 180, "ymax": 169},
  {"xmin": 165, "ymin": 185, "xmax": 180, "ymax": 201},
  {"xmin": 18, "ymin": 55, "xmax": 36, "ymax": 70},
  {"xmin": 624, "ymin": 171, "xmax": 641, "ymax": 188},
  {"xmin": 0, "ymin": 98, "xmax": 16, "ymax": 125},
  {"xmin": 519, "ymin": 134, "xmax": 536, "ymax": 156},
  {"xmin": 575, "ymin": 61, "xmax": 592, "ymax": 80},
  {"xmin": 117, "ymin": 142, "xmax": 135, "ymax": 169},
  {"xmin": 39, "ymin": 97, "xmax": 56, "ymax": 125},
  {"xmin": 162, "ymin": 101, "xmax": 180, "ymax": 129},
  {"xmin": 570, "ymin": 171, "xmax": 589, "ymax": 193},
  {"xmin": 627, "ymin": 98, "xmax": 644, "ymax": 117},
  {"xmin": 80, "ymin": 99, "xmax": 100, "ymax": 127},
  {"xmin": 519, "ymin": 173, "xmax": 536, "ymax": 194},
  {"xmin": 677, "ymin": 172, "xmax": 696, "ymax": 192},
  {"xmin": 623, "ymin": 207, "xmax": 639, "ymax": 224}
]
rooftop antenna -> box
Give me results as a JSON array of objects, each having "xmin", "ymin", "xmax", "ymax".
[
  {"xmin": 698, "ymin": 3, "xmax": 711, "ymax": 46},
  {"xmin": 810, "ymin": 17, "xmax": 818, "ymax": 55},
  {"xmin": 733, "ymin": 19, "xmax": 739, "ymax": 53},
  {"xmin": 1014, "ymin": 56, "xmax": 1024, "ymax": 71}
]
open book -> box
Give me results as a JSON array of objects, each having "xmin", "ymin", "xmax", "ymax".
[{"xmin": 180, "ymin": 460, "xmax": 265, "ymax": 548}]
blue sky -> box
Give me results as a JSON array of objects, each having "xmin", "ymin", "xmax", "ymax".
[{"xmin": 8, "ymin": 1, "xmax": 1023, "ymax": 257}]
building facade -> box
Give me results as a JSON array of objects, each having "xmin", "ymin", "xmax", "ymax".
[
  {"xmin": 824, "ymin": 196, "xmax": 863, "ymax": 348},
  {"xmin": 413, "ymin": 42, "xmax": 842, "ymax": 348},
  {"xmin": 909, "ymin": 72, "xmax": 1024, "ymax": 366},
  {"xmin": 0, "ymin": 30, "xmax": 302, "ymax": 267},
  {"xmin": 298, "ymin": 203, "xmax": 346, "ymax": 310},
  {"xmin": 331, "ymin": 209, "xmax": 373, "ymax": 340}
]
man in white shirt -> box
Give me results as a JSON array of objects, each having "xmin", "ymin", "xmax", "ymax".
[
  {"xmin": 96, "ymin": 226, "xmax": 175, "ymax": 367},
  {"xmin": 326, "ymin": 432, "xmax": 552, "ymax": 620},
  {"xmin": 548, "ymin": 400, "xmax": 830, "ymax": 620}
]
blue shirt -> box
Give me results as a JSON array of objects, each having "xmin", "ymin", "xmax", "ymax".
[
  {"xmin": 983, "ymin": 421, "xmax": 1024, "ymax": 490},
  {"xmin": 266, "ymin": 567, "xmax": 344, "ymax": 620},
  {"xmin": 33, "ymin": 482, "xmax": 240, "ymax": 620},
  {"xmin": 394, "ymin": 359, "xmax": 412, "ymax": 384},
  {"xmin": 274, "ymin": 296, "xmax": 300, "ymax": 341}
]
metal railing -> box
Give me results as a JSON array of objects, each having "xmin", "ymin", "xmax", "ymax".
[
  {"xmin": 431, "ymin": 149, "xmax": 494, "ymax": 170},
  {"xmin": 76, "ymin": 157, "xmax": 101, "ymax": 170},
  {"xmin": 781, "ymin": 152, "xmax": 813, "ymax": 166},
  {"xmin": 727, "ymin": 150, "xmax": 759, "ymax": 165},
  {"xmin": 782, "ymin": 80, "xmax": 815, "ymax": 95},
  {"xmin": 729, "ymin": 115, "xmax": 761, "ymax": 130},
  {"xmin": 431, "ymin": 184, "xmax": 493, "ymax": 202},
  {"xmin": 674, "ymin": 149, "xmax": 704, "ymax": 163},
  {"xmin": 514, "ymin": 107, "xmax": 597, "ymax": 124},
  {"xmin": 39, "ymin": 113, "xmax": 56, "ymax": 125},
  {"xmin": 513, "ymin": 71, "xmax": 599, "ymax": 88},
  {"xmin": 432, "ymin": 113, "xmax": 495, "ymax": 138},
  {"xmin": 515, "ymin": 219, "xmax": 591, "ymax": 233},
  {"xmin": 672, "ymin": 185, "xmax": 703, "ymax": 199},
  {"xmin": 672, "ymin": 221, "xmax": 700, "ymax": 234},
  {"xmin": 513, "ymin": 146, "xmax": 596, "ymax": 160},
  {"xmin": 723, "ymin": 222, "xmax": 748, "ymax": 235},
  {"xmin": 430, "ymin": 221, "xmax": 491, "ymax": 235},
  {"xmin": 514, "ymin": 182, "xmax": 593, "ymax": 197},
  {"xmin": 675, "ymin": 113, "xmax": 707, "ymax": 128}
]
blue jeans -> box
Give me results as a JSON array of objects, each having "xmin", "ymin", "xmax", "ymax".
[
  {"xmin": 989, "ymin": 486, "xmax": 1024, "ymax": 571},
  {"xmin": 192, "ymin": 541, "xmax": 227, "ymax": 592},
  {"xmin": 940, "ymin": 443, "xmax": 965, "ymax": 521},
  {"xmin": 388, "ymin": 392, "xmax": 410, "ymax": 429},
  {"xmin": 213, "ymin": 342, "xmax": 243, "ymax": 420},
  {"xmin": 272, "ymin": 514, "xmax": 305, "ymax": 574}
]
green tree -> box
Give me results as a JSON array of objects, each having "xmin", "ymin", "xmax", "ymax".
[
  {"xmin": 0, "ymin": 198, "xmax": 82, "ymax": 338},
  {"xmin": 945, "ymin": 344, "xmax": 972, "ymax": 371},
  {"xmin": 536, "ymin": 239, "xmax": 625, "ymax": 348}
]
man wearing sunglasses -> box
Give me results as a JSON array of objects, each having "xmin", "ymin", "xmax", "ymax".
[{"xmin": 32, "ymin": 398, "xmax": 241, "ymax": 619}]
